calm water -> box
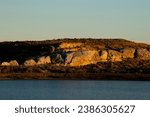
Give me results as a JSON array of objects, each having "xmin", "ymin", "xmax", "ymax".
[{"xmin": 0, "ymin": 80, "xmax": 150, "ymax": 100}]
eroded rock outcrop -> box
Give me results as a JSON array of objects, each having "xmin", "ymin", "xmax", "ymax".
[
  {"xmin": 1, "ymin": 60, "xmax": 19, "ymax": 66},
  {"xmin": 1, "ymin": 62, "xmax": 10, "ymax": 66},
  {"xmin": 24, "ymin": 59, "xmax": 36, "ymax": 66},
  {"xmin": 108, "ymin": 50, "xmax": 122, "ymax": 62},
  {"xmin": 99, "ymin": 50, "xmax": 108, "ymax": 61},
  {"xmin": 122, "ymin": 48, "xmax": 135, "ymax": 59},
  {"xmin": 58, "ymin": 41, "xmax": 150, "ymax": 66},
  {"xmin": 136, "ymin": 48, "xmax": 150, "ymax": 60},
  {"xmin": 0, "ymin": 39, "xmax": 150, "ymax": 67},
  {"xmin": 9, "ymin": 60, "xmax": 19, "ymax": 66},
  {"xmin": 37, "ymin": 56, "xmax": 51, "ymax": 65},
  {"xmin": 65, "ymin": 50, "xmax": 100, "ymax": 66},
  {"xmin": 59, "ymin": 42, "xmax": 83, "ymax": 49}
]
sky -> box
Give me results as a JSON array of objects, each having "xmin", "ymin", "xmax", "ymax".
[{"xmin": 0, "ymin": 0, "xmax": 150, "ymax": 43}]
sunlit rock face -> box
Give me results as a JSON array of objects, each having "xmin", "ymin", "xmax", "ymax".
[
  {"xmin": 59, "ymin": 42, "xmax": 84, "ymax": 53},
  {"xmin": 9, "ymin": 60, "xmax": 19, "ymax": 66},
  {"xmin": 65, "ymin": 50, "xmax": 100, "ymax": 66},
  {"xmin": 59, "ymin": 42, "xmax": 83, "ymax": 49},
  {"xmin": 98, "ymin": 50, "xmax": 108, "ymax": 62},
  {"xmin": 122, "ymin": 48, "xmax": 135, "ymax": 59},
  {"xmin": 1, "ymin": 62, "xmax": 10, "ymax": 66},
  {"xmin": 0, "ymin": 39, "xmax": 150, "ymax": 67},
  {"xmin": 59, "ymin": 41, "xmax": 150, "ymax": 66},
  {"xmin": 37, "ymin": 56, "xmax": 51, "ymax": 65},
  {"xmin": 136, "ymin": 48, "xmax": 150, "ymax": 60},
  {"xmin": 1, "ymin": 60, "xmax": 19, "ymax": 66},
  {"xmin": 24, "ymin": 59, "xmax": 36, "ymax": 66},
  {"xmin": 108, "ymin": 50, "xmax": 122, "ymax": 62}
]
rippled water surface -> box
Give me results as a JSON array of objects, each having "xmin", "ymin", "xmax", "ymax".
[{"xmin": 0, "ymin": 80, "xmax": 150, "ymax": 100}]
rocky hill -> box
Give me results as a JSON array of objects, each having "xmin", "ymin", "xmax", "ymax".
[{"xmin": 0, "ymin": 38, "xmax": 150, "ymax": 80}]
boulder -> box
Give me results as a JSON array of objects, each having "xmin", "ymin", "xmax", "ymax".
[
  {"xmin": 1, "ymin": 62, "xmax": 10, "ymax": 66},
  {"xmin": 1, "ymin": 60, "xmax": 19, "ymax": 66},
  {"xmin": 37, "ymin": 56, "xmax": 51, "ymax": 65},
  {"xmin": 67, "ymin": 50, "xmax": 100, "ymax": 66},
  {"xmin": 122, "ymin": 48, "xmax": 135, "ymax": 59},
  {"xmin": 9, "ymin": 60, "xmax": 19, "ymax": 66},
  {"xmin": 45, "ymin": 56, "xmax": 51, "ymax": 63},
  {"xmin": 108, "ymin": 50, "xmax": 122, "ymax": 62},
  {"xmin": 99, "ymin": 50, "xmax": 108, "ymax": 61},
  {"xmin": 137, "ymin": 48, "xmax": 150, "ymax": 60},
  {"xmin": 24, "ymin": 59, "xmax": 36, "ymax": 66}
]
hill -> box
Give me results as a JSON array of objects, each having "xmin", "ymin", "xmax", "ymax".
[{"xmin": 0, "ymin": 38, "xmax": 150, "ymax": 80}]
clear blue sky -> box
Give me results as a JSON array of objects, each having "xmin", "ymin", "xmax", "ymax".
[{"xmin": 0, "ymin": 0, "xmax": 150, "ymax": 43}]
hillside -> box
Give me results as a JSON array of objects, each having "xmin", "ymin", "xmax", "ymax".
[{"xmin": 0, "ymin": 38, "xmax": 150, "ymax": 80}]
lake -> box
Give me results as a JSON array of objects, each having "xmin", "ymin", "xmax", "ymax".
[{"xmin": 0, "ymin": 80, "xmax": 150, "ymax": 100}]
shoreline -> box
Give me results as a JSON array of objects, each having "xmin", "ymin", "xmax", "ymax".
[{"xmin": 0, "ymin": 73, "xmax": 150, "ymax": 81}]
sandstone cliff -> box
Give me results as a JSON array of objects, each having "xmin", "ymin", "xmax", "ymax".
[
  {"xmin": 0, "ymin": 39, "xmax": 150, "ymax": 67},
  {"xmin": 0, "ymin": 39, "xmax": 150, "ymax": 80},
  {"xmin": 58, "ymin": 39, "xmax": 150, "ymax": 66}
]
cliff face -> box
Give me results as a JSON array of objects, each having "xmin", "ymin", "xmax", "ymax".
[
  {"xmin": 58, "ymin": 39, "xmax": 150, "ymax": 66},
  {"xmin": 0, "ymin": 39, "xmax": 150, "ymax": 67}
]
